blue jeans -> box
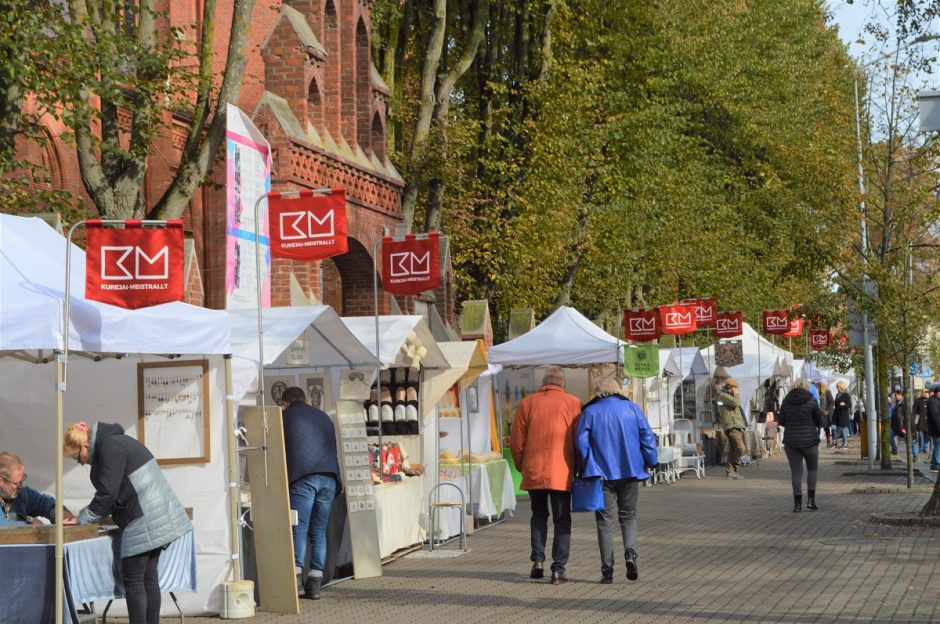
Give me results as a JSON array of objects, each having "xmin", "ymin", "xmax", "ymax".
[
  {"xmin": 837, "ymin": 427, "xmax": 849, "ymax": 446},
  {"xmin": 290, "ymin": 473, "xmax": 337, "ymax": 576},
  {"xmin": 932, "ymin": 437, "xmax": 940, "ymax": 469}
]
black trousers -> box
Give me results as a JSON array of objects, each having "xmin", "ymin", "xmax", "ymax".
[
  {"xmin": 529, "ymin": 489, "xmax": 572, "ymax": 573},
  {"xmin": 122, "ymin": 547, "xmax": 162, "ymax": 624}
]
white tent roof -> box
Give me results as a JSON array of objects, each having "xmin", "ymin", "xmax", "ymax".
[
  {"xmin": 228, "ymin": 306, "xmax": 380, "ymax": 401},
  {"xmin": 489, "ymin": 306, "xmax": 624, "ymax": 367},
  {"xmin": 668, "ymin": 347, "xmax": 709, "ymax": 382},
  {"xmin": 341, "ymin": 315, "xmax": 449, "ymax": 370},
  {"xmin": 0, "ymin": 213, "xmax": 230, "ymax": 354},
  {"xmin": 701, "ymin": 323, "xmax": 795, "ymax": 421}
]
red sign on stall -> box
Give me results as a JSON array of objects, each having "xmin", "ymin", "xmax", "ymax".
[
  {"xmin": 762, "ymin": 309, "xmax": 789, "ymax": 335},
  {"xmin": 623, "ymin": 308, "xmax": 661, "ymax": 342},
  {"xmin": 783, "ymin": 317, "xmax": 804, "ymax": 337},
  {"xmin": 714, "ymin": 310, "xmax": 743, "ymax": 338},
  {"xmin": 682, "ymin": 297, "xmax": 716, "ymax": 328},
  {"xmin": 381, "ymin": 232, "xmax": 442, "ymax": 295},
  {"xmin": 268, "ymin": 189, "xmax": 348, "ymax": 261},
  {"xmin": 85, "ymin": 220, "xmax": 184, "ymax": 309},
  {"xmin": 810, "ymin": 330, "xmax": 831, "ymax": 350},
  {"xmin": 659, "ymin": 303, "xmax": 697, "ymax": 335}
]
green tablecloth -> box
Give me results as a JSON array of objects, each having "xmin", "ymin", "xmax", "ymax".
[{"xmin": 502, "ymin": 447, "xmax": 525, "ymax": 496}]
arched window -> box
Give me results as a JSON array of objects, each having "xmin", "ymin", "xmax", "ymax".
[
  {"xmin": 371, "ymin": 113, "xmax": 385, "ymax": 163},
  {"xmin": 308, "ymin": 78, "xmax": 323, "ymax": 130},
  {"xmin": 356, "ymin": 19, "xmax": 371, "ymax": 152},
  {"xmin": 323, "ymin": 0, "xmax": 340, "ymax": 139}
]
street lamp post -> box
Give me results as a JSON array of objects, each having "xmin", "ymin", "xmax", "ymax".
[{"xmin": 853, "ymin": 75, "xmax": 880, "ymax": 469}]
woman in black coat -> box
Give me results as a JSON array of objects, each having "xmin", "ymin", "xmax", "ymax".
[
  {"xmin": 778, "ymin": 378, "xmax": 823, "ymax": 512},
  {"xmin": 832, "ymin": 381, "xmax": 852, "ymax": 448}
]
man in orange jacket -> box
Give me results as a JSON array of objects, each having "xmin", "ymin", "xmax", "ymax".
[{"xmin": 510, "ymin": 366, "xmax": 582, "ymax": 585}]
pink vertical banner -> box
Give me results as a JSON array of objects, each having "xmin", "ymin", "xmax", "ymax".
[{"xmin": 226, "ymin": 103, "xmax": 272, "ymax": 308}]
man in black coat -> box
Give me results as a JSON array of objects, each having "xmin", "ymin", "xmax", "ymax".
[
  {"xmin": 915, "ymin": 389, "xmax": 930, "ymax": 457},
  {"xmin": 280, "ymin": 386, "xmax": 342, "ymax": 599},
  {"xmin": 927, "ymin": 385, "xmax": 940, "ymax": 472}
]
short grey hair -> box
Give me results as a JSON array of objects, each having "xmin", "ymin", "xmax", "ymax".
[{"xmin": 792, "ymin": 378, "xmax": 812, "ymax": 391}]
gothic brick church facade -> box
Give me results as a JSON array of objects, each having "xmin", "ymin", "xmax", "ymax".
[{"xmin": 22, "ymin": 0, "xmax": 455, "ymax": 329}]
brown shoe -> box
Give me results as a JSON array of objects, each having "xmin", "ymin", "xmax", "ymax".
[
  {"xmin": 550, "ymin": 571, "xmax": 568, "ymax": 585},
  {"xmin": 529, "ymin": 562, "xmax": 544, "ymax": 579}
]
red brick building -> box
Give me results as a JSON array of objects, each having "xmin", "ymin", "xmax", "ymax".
[{"xmin": 21, "ymin": 0, "xmax": 455, "ymax": 329}]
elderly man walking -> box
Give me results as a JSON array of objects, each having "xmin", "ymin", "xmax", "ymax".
[
  {"xmin": 510, "ymin": 366, "xmax": 582, "ymax": 585},
  {"xmin": 717, "ymin": 378, "xmax": 747, "ymax": 480}
]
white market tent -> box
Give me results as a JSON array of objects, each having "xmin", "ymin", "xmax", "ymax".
[
  {"xmin": 0, "ymin": 213, "xmax": 234, "ymax": 616},
  {"xmin": 642, "ymin": 348, "xmax": 709, "ymax": 429},
  {"xmin": 488, "ymin": 306, "xmax": 624, "ymax": 367},
  {"xmin": 228, "ymin": 305, "xmax": 381, "ymax": 402},
  {"xmin": 701, "ymin": 323, "xmax": 795, "ymax": 421},
  {"xmin": 340, "ymin": 315, "xmax": 454, "ymax": 556}
]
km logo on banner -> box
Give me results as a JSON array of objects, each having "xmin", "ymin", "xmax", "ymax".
[
  {"xmin": 382, "ymin": 232, "xmax": 442, "ymax": 295},
  {"xmin": 762, "ymin": 309, "xmax": 790, "ymax": 335},
  {"xmin": 714, "ymin": 311, "xmax": 743, "ymax": 338},
  {"xmin": 659, "ymin": 303, "xmax": 697, "ymax": 335},
  {"xmin": 85, "ymin": 220, "xmax": 184, "ymax": 309},
  {"xmin": 269, "ymin": 189, "xmax": 348, "ymax": 261},
  {"xmin": 810, "ymin": 330, "xmax": 831, "ymax": 350},
  {"xmin": 623, "ymin": 308, "xmax": 661, "ymax": 342}
]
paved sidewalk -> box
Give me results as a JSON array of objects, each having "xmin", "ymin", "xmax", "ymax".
[{"xmin": 130, "ymin": 439, "xmax": 940, "ymax": 623}]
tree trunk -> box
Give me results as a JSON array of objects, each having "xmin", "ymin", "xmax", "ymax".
[
  {"xmin": 150, "ymin": 0, "xmax": 255, "ymax": 219},
  {"xmin": 400, "ymin": 0, "xmax": 447, "ymax": 231},
  {"xmin": 554, "ymin": 209, "xmax": 591, "ymax": 307},
  {"xmin": 878, "ymin": 344, "xmax": 892, "ymax": 470}
]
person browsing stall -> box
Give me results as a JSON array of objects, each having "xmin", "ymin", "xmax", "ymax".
[
  {"xmin": 280, "ymin": 386, "xmax": 342, "ymax": 600},
  {"xmin": 64, "ymin": 421, "xmax": 192, "ymax": 624},
  {"xmin": 0, "ymin": 452, "xmax": 76, "ymax": 526}
]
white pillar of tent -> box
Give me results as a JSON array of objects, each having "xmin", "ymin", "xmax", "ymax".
[{"xmin": 224, "ymin": 354, "xmax": 242, "ymax": 580}]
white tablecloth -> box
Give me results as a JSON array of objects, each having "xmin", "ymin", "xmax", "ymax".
[{"xmin": 372, "ymin": 476, "xmax": 426, "ymax": 558}]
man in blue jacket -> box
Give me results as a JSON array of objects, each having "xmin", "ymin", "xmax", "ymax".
[
  {"xmin": 576, "ymin": 379, "xmax": 657, "ymax": 584},
  {"xmin": 0, "ymin": 452, "xmax": 76, "ymax": 525},
  {"xmin": 280, "ymin": 387, "xmax": 342, "ymax": 600}
]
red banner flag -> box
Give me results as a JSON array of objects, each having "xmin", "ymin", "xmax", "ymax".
[
  {"xmin": 810, "ymin": 330, "xmax": 831, "ymax": 350},
  {"xmin": 381, "ymin": 232, "xmax": 442, "ymax": 295},
  {"xmin": 783, "ymin": 317, "xmax": 804, "ymax": 337},
  {"xmin": 714, "ymin": 310, "xmax": 743, "ymax": 338},
  {"xmin": 762, "ymin": 309, "xmax": 789, "ymax": 335},
  {"xmin": 659, "ymin": 303, "xmax": 697, "ymax": 335},
  {"xmin": 623, "ymin": 308, "xmax": 661, "ymax": 342},
  {"xmin": 268, "ymin": 188, "xmax": 347, "ymax": 261},
  {"xmin": 695, "ymin": 297, "xmax": 717, "ymax": 327},
  {"xmin": 85, "ymin": 220, "xmax": 184, "ymax": 309}
]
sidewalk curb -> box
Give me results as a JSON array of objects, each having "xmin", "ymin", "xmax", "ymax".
[{"xmin": 868, "ymin": 512, "xmax": 940, "ymax": 526}]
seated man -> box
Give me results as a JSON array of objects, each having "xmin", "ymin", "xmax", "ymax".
[{"xmin": 0, "ymin": 452, "xmax": 76, "ymax": 525}]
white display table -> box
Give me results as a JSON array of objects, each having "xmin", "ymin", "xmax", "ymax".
[{"xmin": 372, "ymin": 475, "xmax": 426, "ymax": 558}]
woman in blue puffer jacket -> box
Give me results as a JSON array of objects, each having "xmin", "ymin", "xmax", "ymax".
[{"xmin": 64, "ymin": 421, "xmax": 192, "ymax": 624}]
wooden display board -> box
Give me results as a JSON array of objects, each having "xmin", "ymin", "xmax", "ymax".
[
  {"xmin": 336, "ymin": 399, "xmax": 382, "ymax": 579},
  {"xmin": 0, "ymin": 523, "xmax": 105, "ymax": 545},
  {"xmin": 242, "ymin": 405, "xmax": 298, "ymax": 615}
]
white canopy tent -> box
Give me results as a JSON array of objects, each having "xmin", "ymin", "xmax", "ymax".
[
  {"xmin": 488, "ymin": 306, "xmax": 624, "ymax": 367},
  {"xmin": 228, "ymin": 306, "xmax": 381, "ymax": 403},
  {"xmin": 643, "ymin": 348, "xmax": 710, "ymax": 430},
  {"xmin": 0, "ymin": 213, "xmax": 235, "ymax": 617},
  {"xmin": 701, "ymin": 323, "xmax": 795, "ymax": 422}
]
